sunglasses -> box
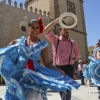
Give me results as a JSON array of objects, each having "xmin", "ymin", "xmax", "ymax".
[{"xmin": 31, "ymin": 26, "xmax": 40, "ymax": 30}]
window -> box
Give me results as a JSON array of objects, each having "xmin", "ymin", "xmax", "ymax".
[
  {"xmin": 30, "ymin": 7, "xmax": 33, "ymax": 12},
  {"xmin": 67, "ymin": 1, "xmax": 76, "ymax": 14}
]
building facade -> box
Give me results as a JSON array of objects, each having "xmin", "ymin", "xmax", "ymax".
[{"xmin": 88, "ymin": 46, "xmax": 95, "ymax": 57}]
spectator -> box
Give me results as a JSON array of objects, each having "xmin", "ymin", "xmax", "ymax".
[{"xmin": 78, "ymin": 60, "xmax": 85, "ymax": 85}]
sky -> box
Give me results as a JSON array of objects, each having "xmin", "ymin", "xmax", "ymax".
[
  {"xmin": 83, "ymin": 0, "xmax": 100, "ymax": 47},
  {"xmin": 6, "ymin": 0, "xmax": 100, "ymax": 47}
]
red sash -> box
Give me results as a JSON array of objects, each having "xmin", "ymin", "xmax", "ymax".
[{"xmin": 26, "ymin": 59, "xmax": 34, "ymax": 70}]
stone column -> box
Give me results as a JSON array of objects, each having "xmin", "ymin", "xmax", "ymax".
[{"xmin": 79, "ymin": 0, "xmax": 88, "ymax": 60}]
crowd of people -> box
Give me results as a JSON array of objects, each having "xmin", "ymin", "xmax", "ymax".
[{"xmin": 0, "ymin": 16, "xmax": 100, "ymax": 100}]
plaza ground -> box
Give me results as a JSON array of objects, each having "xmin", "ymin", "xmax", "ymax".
[{"xmin": 0, "ymin": 80, "xmax": 99, "ymax": 100}]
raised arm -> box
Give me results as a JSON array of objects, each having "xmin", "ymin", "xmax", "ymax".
[{"xmin": 43, "ymin": 18, "xmax": 59, "ymax": 35}]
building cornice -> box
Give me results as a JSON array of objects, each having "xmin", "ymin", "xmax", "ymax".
[
  {"xmin": 25, "ymin": 0, "xmax": 32, "ymax": 5},
  {"xmin": 78, "ymin": 0, "xmax": 84, "ymax": 3}
]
